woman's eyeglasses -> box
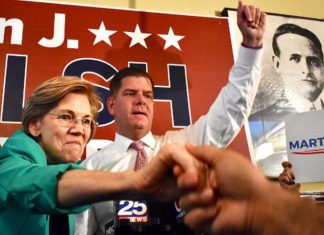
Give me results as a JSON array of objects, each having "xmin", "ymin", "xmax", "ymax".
[{"xmin": 47, "ymin": 112, "xmax": 98, "ymax": 131}]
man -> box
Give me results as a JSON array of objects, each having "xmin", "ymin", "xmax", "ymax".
[
  {"xmin": 179, "ymin": 144, "xmax": 324, "ymax": 235},
  {"xmin": 275, "ymin": 24, "xmax": 324, "ymax": 192},
  {"xmin": 74, "ymin": 1, "xmax": 266, "ymax": 234},
  {"xmin": 272, "ymin": 23, "xmax": 324, "ymax": 112},
  {"xmin": 251, "ymin": 23, "xmax": 324, "ymax": 119}
]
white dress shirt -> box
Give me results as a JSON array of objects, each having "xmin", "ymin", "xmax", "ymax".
[
  {"xmin": 286, "ymin": 88, "xmax": 324, "ymax": 112},
  {"xmin": 74, "ymin": 45, "xmax": 263, "ymax": 235}
]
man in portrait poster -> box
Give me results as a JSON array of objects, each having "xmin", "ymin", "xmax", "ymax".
[{"xmin": 247, "ymin": 18, "xmax": 324, "ymax": 177}]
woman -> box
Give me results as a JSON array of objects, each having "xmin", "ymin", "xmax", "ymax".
[
  {"xmin": 0, "ymin": 76, "xmax": 201, "ymax": 235},
  {"xmin": 0, "ymin": 76, "xmax": 100, "ymax": 234}
]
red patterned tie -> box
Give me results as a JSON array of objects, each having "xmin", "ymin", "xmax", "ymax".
[{"xmin": 130, "ymin": 140, "xmax": 148, "ymax": 171}]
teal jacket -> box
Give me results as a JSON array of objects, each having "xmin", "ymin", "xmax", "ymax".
[{"xmin": 0, "ymin": 130, "xmax": 88, "ymax": 235}]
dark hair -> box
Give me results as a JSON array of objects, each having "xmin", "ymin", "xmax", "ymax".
[
  {"xmin": 272, "ymin": 23, "xmax": 323, "ymax": 62},
  {"xmin": 22, "ymin": 76, "xmax": 101, "ymax": 139},
  {"xmin": 110, "ymin": 67, "xmax": 154, "ymax": 96}
]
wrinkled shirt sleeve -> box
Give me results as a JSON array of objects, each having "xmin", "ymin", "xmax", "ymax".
[{"xmin": 161, "ymin": 46, "xmax": 262, "ymax": 147}]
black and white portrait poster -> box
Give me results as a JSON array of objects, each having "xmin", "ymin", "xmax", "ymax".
[{"xmin": 224, "ymin": 9, "xmax": 324, "ymax": 177}]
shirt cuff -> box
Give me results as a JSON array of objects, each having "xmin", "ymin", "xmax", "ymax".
[
  {"xmin": 241, "ymin": 42, "xmax": 263, "ymax": 49},
  {"xmin": 237, "ymin": 45, "xmax": 263, "ymax": 68}
]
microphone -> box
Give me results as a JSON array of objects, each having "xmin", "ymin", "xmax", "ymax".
[{"xmin": 114, "ymin": 200, "xmax": 197, "ymax": 235}]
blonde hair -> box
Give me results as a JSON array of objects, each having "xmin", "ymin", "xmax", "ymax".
[{"xmin": 22, "ymin": 76, "xmax": 101, "ymax": 139}]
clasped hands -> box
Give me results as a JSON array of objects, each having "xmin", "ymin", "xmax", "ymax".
[{"xmin": 139, "ymin": 143, "xmax": 269, "ymax": 235}]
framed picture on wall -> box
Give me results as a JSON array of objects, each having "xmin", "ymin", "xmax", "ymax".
[{"xmin": 222, "ymin": 8, "xmax": 324, "ymax": 178}]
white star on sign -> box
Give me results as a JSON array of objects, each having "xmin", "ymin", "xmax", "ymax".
[
  {"xmin": 88, "ymin": 21, "xmax": 117, "ymax": 46},
  {"xmin": 124, "ymin": 24, "xmax": 151, "ymax": 48},
  {"xmin": 158, "ymin": 27, "xmax": 185, "ymax": 50}
]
